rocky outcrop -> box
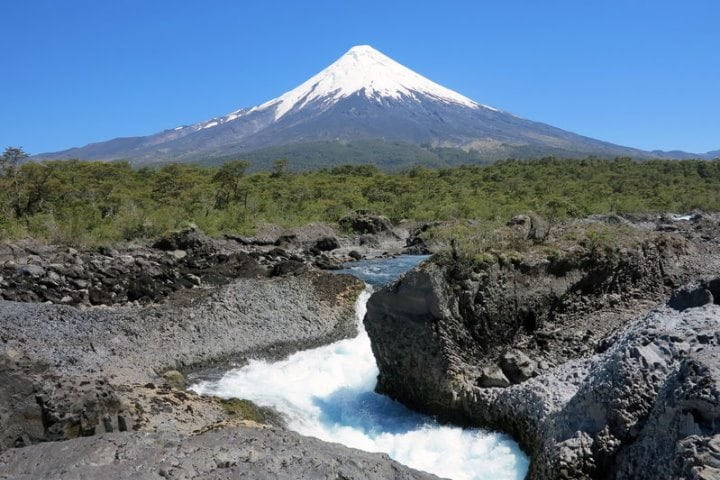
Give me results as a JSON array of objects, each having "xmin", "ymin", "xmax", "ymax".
[
  {"xmin": 365, "ymin": 216, "xmax": 720, "ymax": 479},
  {"xmin": 0, "ymin": 426, "xmax": 440, "ymax": 480},
  {"xmin": 0, "ymin": 228, "xmax": 307, "ymax": 307},
  {"xmin": 340, "ymin": 210, "xmax": 394, "ymax": 235},
  {"xmin": 0, "ymin": 221, "xmax": 417, "ymax": 308},
  {"xmin": 0, "ymin": 266, "xmax": 363, "ymax": 451}
]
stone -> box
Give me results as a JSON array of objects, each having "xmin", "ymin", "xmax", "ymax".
[
  {"xmin": 271, "ymin": 259, "xmax": 306, "ymax": 276},
  {"xmin": 315, "ymin": 236, "xmax": 340, "ymax": 252},
  {"xmin": 668, "ymin": 285, "xmax": 714, "ymax": 311},
  {"xmin": 314, "ymin": 257, "xmax": 342, "ymax": 270},
  {"xmin": 339, "ymin": 210, "xmax": 393, "ymax": 235},
  {"xmin": 0, "ymin": 267, "xmax": 363, "ymax": 453},
  {"xmin": 477, "ymin": 366, "xmax": 511, "ymax": 388},
  {"xmin": 499, "ymin": 350, "xmax": 537, "ymax": 384},
  {"xmin": 169, "ymin": 250, "xmax": 187, "ymax": 260},
  {"xmin": 45, "ymin": 271, "xmax": 62, "ymax": 285},
  {"xmin": 118, "ymin": 255, "xmax": 136, "ymax": 265},
  {"xmin": 153, "ymin": 227, "xmax": 215, "ymax": 254},
  {"xmin": 507, "ymin": 213, "xmax": 549, "ymax": 242},
  {"xmin": 17, "ymin": 265, "xmax": 45, "ymax": 277}
]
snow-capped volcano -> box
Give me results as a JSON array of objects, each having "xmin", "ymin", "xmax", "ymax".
[
  {"xmin": 186, "ymin": 44, "xmax": 492, "ymax": 131},
  {"xmin": 38, "ymin": 45, "xmax": 659, "ymax": 166},
  {"xmin": 255, "ymin": 45, "xmax": 493, "ymax": 119}
]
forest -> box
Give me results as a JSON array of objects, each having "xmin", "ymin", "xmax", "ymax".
[{"xmin": 1, "ymin": 146, "xmax": 719, "ymax": 245}]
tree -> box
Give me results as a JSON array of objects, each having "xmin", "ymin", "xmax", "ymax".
[
  {"xmin": 1, "ymin": 147, "xmax": 30, "ymax": 218},
  {"xmin": 270, "ymin": 158, "xmax": 288, "ymax": 178},
  {"xmin": 0, "ymin": 146, "xmax": 28, "ymax": 176},
  {"xmin": 212, "ymin": 160, "xmax": 250, "ymax": 209},
  {"xmin": 15, "ymin": 163, "xmax": 55, "ymax": 216},
  {"xmin": 151, "ymin": 163, "xmax": 207, "ymax": 209}
]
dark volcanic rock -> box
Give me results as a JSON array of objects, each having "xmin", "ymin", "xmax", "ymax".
[
  {"xmin": 152, "ymin": 226, "xmax": 216, "ymax": 254},
  {"xmin": 315, "ymin": 236, "xmax": 341, "ymax": 251},
  {"xmin": 340, "ymin": 210, "xmax": 394, "ymax": 235},
  {"xmin": 499, "ymin": 350, "xmax": 538, "ymax": 384},
  {"xmin": 365, "ymin": 219, "xmax": 720, "ymax": 479},
  {"xmin": 0, "ymin": 229, "xmax": 330, "ymax": 307},
  {"xmin": 368, "ymin": 269, "xmax": 720, "ymax": 478},
  {"xmin": 0, "ymin": 427, "xmax": 439, "ymax": 480}
]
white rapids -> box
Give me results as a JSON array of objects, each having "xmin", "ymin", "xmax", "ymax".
[{"xmin": 191, "ymin": 260, "xmax": 528, "ymax": 480}]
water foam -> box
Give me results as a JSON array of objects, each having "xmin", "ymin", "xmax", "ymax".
[{"xmin": 192, "ymin": 263, "xmax": 528, "ymax": 480}]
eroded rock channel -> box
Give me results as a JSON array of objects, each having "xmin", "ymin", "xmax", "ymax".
[
  {"xmin": 2, "ymin": 212, "xmax": 720, "ymax": 480},
  {"xmin": 365, "ymin": 213, "xmax": 720, "ymax": 479}
]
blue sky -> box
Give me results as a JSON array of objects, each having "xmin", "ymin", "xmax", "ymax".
[{"xmin": 1, "ymin": 0, "xmax": 718, "ymax": 154}]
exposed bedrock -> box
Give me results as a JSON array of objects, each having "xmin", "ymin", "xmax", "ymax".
[
  {"xmin": 365, "ymin": 228, "xmax": 720, "ymax": 479},
  {"xmin": 0, "ymin": 426, "xmax": 440, "ymax": 480},
  {"xmin": 0, "ymin": 269, "xmax": 363, "ymax": 451}
]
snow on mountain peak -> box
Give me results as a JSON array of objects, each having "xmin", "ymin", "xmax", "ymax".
[{"xmin": 253, "ymin": 45, "xmax": 495, "ymax": 120}]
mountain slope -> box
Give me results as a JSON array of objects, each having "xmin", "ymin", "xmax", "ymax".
[{"xmin": 37, "ymin": 45, "xmax": 711, "ymax": 165}]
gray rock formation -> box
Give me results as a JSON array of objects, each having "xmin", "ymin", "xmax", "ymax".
[
  {"xmin": 0, "ymin": 426, "xmax": 441, "ymax": 480},
  {"xmin": 0, "ymin": 267, "xmax": 363, "ymax": 451},
  {"xmin": 365, "ymin": 218, "xmax": 720, "ymax": 479}
]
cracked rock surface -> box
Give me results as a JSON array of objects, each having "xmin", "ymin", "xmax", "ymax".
[{"xmin": 0, "ymin": 426, "xmax": 440, "ymax": 480}]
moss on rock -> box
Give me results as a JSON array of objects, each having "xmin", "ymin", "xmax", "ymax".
[{"xmin": 217, "ymin": 398, "xmax": 283, "ymax": 426}]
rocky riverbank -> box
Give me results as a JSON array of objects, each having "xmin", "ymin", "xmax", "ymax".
[
  {"xmin": 0, "ymin": 216, "xmax": 443, "ymax": 479},
  {"xmin": 365, "ymin": 213, "xmax": 720, "ymax": 479},
  {"xmin": 0, "ymin": 263, "xmax": 364, "ymax": 447},
  {"xmin": 0, "ymin": 212, "xmax": 413, "ymax": 307}
]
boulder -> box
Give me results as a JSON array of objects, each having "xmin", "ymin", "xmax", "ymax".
[
  {"xmin": 271, "ymin": 259, "xmax": 307, "ymax": 276},
  {"xmin": 152, "ymin": 226, "xmax": 216, "ymax": 254},
  {"xmin": 16, "ymin": 265, "xmax": 45, "ymax": 277},
  {"xmin": 339, "ymin": 210, "xmax": 393, "ymax": 235},
  {"xmin": 315, "ymin": 236, "xmax": 341, "ymax": 252},
  {"xmin": 507, "ymin": 213, "xmax": 549, "ymax": 242},
  {"xmin": 477, "ymin": 366, "xmax": 511, "ymax": 388},
  {"xmin": 499, "ymin": 350, "xmax": 537, "ymax": 384},
  {"xmin": 314, "ymin": 256, "xmax": 343, "ymax": 270}
]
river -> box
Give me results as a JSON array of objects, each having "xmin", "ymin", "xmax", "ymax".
[{"xmin": 191, "ymin": 256, "xmax": 528, "ymax": 480}]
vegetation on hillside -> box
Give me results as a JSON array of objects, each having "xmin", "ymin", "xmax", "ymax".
[
  {"xmin": 1, "ymin": 146, "xmax": 719, "ymax": 245},
  {"xmin": 199, "ymin": 139, "xmax": 654, "ymax": 172}
]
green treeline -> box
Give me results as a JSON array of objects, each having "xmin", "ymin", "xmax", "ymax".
[{"xmin": 1, "ymin": 150, "xmax": 719, "ymax": 245}]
